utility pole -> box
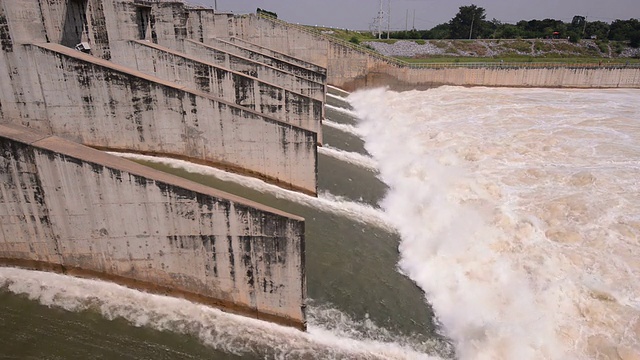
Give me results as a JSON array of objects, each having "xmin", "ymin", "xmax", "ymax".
[
  {"xmin": 214, "ymin": 0, "xmax": 217, "ymax": 11},
  {"xmin": 378, "ymin": 0, "xmax": 383, "ymax": 39},
  {"xmin": 387, "ymin": 0, "xmax": 390, "ymax": 39},
  {"xmin": 405, "ymin": 9, "xmax": 408, "ymax": 31},
  {"xmin": 582, "ymin": 15, "xmax": 588, "ymax": 37},
  {"xmin": 469, "ymin": 11, "xmax": 475, "ymax": 39},
  {"xmin": 412, "ymin": 9, "xmax": 415, "ymax": 30}
]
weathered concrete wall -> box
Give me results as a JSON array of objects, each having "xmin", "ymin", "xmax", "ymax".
[
  {"xmin": 3, "ymin": 43, "xmax": 317, "ymax": 195},
  {"xmin": 0, "ymin": 0, "xmax": 324, "ymax": 195},
  {"xmin": 0, "ymin": 0, "xmax": 52, "ymax": 127},
  {"xmin": 181, "ymin": 9, "xmax": 325, "ymax": 76},
  {"xmin": 185, "ymin": 9, "xmax": 238, "ymax": 42},
  {"xmin": 36, "ymin": 0, "xmax": 113, "ymax": 60},
  {"xmin": 205, "ymin": 37, "xmax": 327, "ymax": 81},
  {"xmin": 0, "ymin": 123, "xmax": 306, "ymax": 329},
  {"xmin": 100, "ymin": 0, "xmax": 190, "ymax": 63},
  {"xmin": 182, "ymin": 39, "xmax": 325, "ymax": 101},
  {"xmin": 126, "ymin": 40, "xmax": 323, "ymax": 138},
  {"xmin": 228, "ymin": 15, "xmax": 329, "ymax": 69},
  {"xmin": 227, "ymin": 15, "xmax": 640, "ymax": 90}
]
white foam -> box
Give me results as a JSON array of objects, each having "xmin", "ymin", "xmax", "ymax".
[
  {"xmin": 0, "ymin": 267, "xmax": 442, "ymax": 359},
  {"xmin": 322, "ymin": 120, "xmax": 362, "ymax": 137},
  {"xmin": 324, "ymin": 119, "xmax": 363, "ymax": 137},
  {"xmin": 108, "ymin": 153, "xmax": 394, "ymax": 233},
  {"xmin": 349, "ymin": 86, "xmax": 640, "ymax": 359},
  {"xmin": 326, "ymin": 104, "xmax": 357, "ymax": 117},
  {"xmin": 319, "ymin": 145, "xmax": 377, "ymax": 171},
  {"xmin": 327, "ymin": 92, "xmax": 348, "ymax": 100}
]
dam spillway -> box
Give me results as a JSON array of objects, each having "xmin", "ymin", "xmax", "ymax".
[{"xmin": 1, "ymin": 0, "xmax": 639, "ymax": 335}]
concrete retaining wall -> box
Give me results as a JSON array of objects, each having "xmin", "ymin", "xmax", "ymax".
[
  {"xmin": 0, "ymin": 123, "xmax": 306, "ymax": 329},
  {"xmin": 127, "ymin": 40, "xmax": 323, "ymax": 138},
  {"xmin": 8, "ymin": 43, "xmax": 317, "ymax": 195},
  {"xmin": 339, "ymin": 61, "xmax": 640, "ymax": 91}
]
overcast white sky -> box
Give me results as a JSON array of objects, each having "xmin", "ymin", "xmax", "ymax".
[{"xmin": 195, "ymin": 0, "xmax": 639, "ymax": 31}]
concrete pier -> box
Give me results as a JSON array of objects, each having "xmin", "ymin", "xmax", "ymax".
[
  {"xmin": 28, "ymin": 42, "xmax": 318, "ymax": 195},
  {"xmin": 0, "ymin": 123, "xmax": 307, "ymax": 329},
  {"xmin": 182, "ymin": 39, "xmax": 326, "ymax": 101},
  {"xmin": 127, "ymin": 40, "xmax": 323, "ymax": 138}
]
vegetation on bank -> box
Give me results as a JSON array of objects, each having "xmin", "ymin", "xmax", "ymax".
[
  {"xmin": 298, "ymin": 4, "xmax": 639, "ymax": 63},
  {"xmin": 394, "ymin": 5, "xmax": 640, "ymax": 46},
  {"xmin": 374, "ymin": 5, "xmax": 639, "ymax": 46},
  {"xmin": 396, "ymin": 56, "xmax": 640, "ymax": 64},
  {"xmin": 308, "ymin": 28, "xmax": 639, "ymax": 64},
  {"xmin": 369, "ymin": 38, "xmax": 639, "ymax": 59}
]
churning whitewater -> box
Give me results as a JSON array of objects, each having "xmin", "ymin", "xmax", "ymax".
[
  {"xmin": 0, "ymin": 267, "xmax": 437, "ymax": 359},
  {"xmin": 349, "ymin": 86, "xmax": 640, "ymax": 359}
]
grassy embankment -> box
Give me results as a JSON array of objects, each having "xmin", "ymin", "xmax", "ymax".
[{"xmin": 309, "ymin": 26, "xmax": 640, "ymax": 64}]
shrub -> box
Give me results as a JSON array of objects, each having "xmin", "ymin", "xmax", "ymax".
[
  {"xmin": 533, "ymin": 40, "xmax": 553, "ymax": 52},
  {"xmin": 567, "ymin": 31, "xmax": 581, "ymax": 43},
  {"xmin": 504, "ymin": 40, "xmax": 532, "ymax": 53},
  {"xmin": 596, "ymin": 40, "xmax": 609, "ymax": 54},
  {"xmin": 349, "ymin": 36, "xmax": 360, "ymax": 45},
  {"xmin": 429, "ymin": 40, "xmax": 447, "ymax": 49},
  {"xmin": 613, "ymin": 42, "xmax": 625, "ymax": 54}
]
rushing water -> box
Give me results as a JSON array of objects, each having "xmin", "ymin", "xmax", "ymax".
[
  {"xmin": 1, "ymin": 85, "xmax": 639, "ymax": 359},
  {"xmin": 349, "ymin": 86, "xmax": 640, "ymax": 359}
]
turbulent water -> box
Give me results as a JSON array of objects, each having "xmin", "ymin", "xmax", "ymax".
[
  {"xmin": 349, "ymin": 86, "xmax": 640, "ymax": 359},
  {"xmin": 1, "ymin": 85, "xmax": 639, "ymax": 359}
]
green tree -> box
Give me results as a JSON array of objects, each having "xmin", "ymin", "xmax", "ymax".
[
  {"xmin": 449, "ymin": 4, "xmax": 487, "ymax": 39},
  {"xmin": 567, "ymin": 30, "xmax": 581, "ymax": 43},
  {"xmin": 584, "ymin": 21, "xmax": 610, "ymax": 40},
  {"xmin": 425, "ymin": 23, "xmax": 451, "ymax": 39},
  {"xmin": 495, "ymin": 23, "xmax": 524, "ymax": 39},
  {"xmin": 515, "ymin": 19, "xmax": 566, "ymax": 38},
  {"xmin": 630, "ymin": 30, "xmax": 640, "ymax": 47},
  {"xmin": 609, "ymin": 19, "xmax": 640, "ymax": 41},
  {"xmin": 571, "ymin": 15, "xmax": 586, "ymax": 32}
]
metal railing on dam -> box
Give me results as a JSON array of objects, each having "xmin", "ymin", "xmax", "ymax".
[{"xmin": 257, "ymin": 13, "xmax": 640, "ymax": 71}]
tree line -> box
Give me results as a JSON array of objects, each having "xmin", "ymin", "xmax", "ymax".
[{"xmin": 389, "ymin": 4, "xmax": 640, "ymax": 47}]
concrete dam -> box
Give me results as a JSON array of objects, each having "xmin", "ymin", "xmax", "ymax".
[
  {"xmin": 0, "ymin": 0, "xmax": 326, "ymax": 330},
  {"xmin": 1, "ymin": 0, "xmax": 639, "ymax": 333}
]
